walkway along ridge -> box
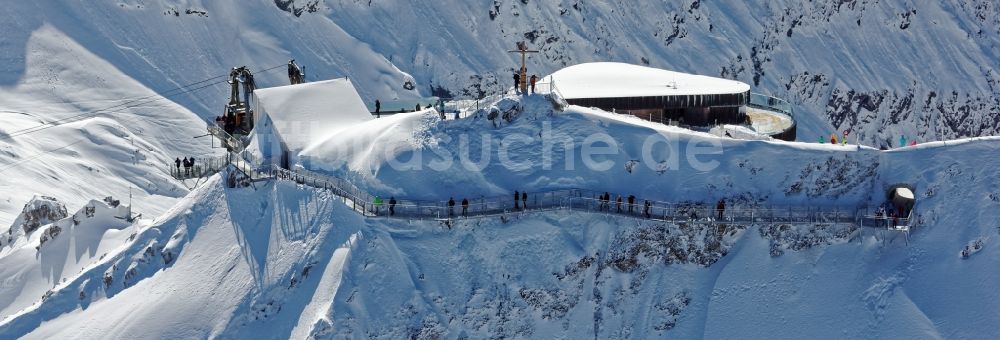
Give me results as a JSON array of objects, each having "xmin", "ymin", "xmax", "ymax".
[
  {"xmin": 256, "ymin": 165, "xmax": 911, "ymax": 236},
  {"xmin": 186, "ymin": 107, "xmax": 911, "ymax": 237}
]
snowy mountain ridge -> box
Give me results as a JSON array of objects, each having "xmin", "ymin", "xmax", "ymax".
[
  {"xmin": 0, "ymin": 95, "xmax": 997, "ymax": 338},
  {"xmin": 4, "ymin": 1, "xmax": 1000, "ymax": 146},
  {"xmin": 319, "ymin": 0, "xmax": 1000, "ymax": 146},
  {"xmin": 2, "ymin": 0, "xmax": 999, "ymax": 226},
  {"xmin": 0, "ymin": 1, "xmax": 998, "ymax": 338}
]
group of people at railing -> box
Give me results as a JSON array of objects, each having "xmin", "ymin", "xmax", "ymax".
[
  {"xmin": 186, "ymin": 159, "xmax": 867, "ymax": 225},
  {"xmin": 872, "ymin": 203, "xmax": 911, "ymax": 230},
  {"xmin": 268, "ymin": 167, "xmax": 858, "ymax": 223},
  {"xmin": 513, "ymin": 72, "xmax": 541, "ymax": 95},
  {"xmin": 172, "ymin": 157, "xmax": 203, "ymax": 179},
  {"xmin": 590, "ymin": 193, "xmax": 736, "ymax": 221},
  {"xmin": 368, "ymin": 190, "xmax": 537, "ymax": 218},
  {"xmin": 165, "ymin": 156, "xmax": 871, "ymax": 226},
  {"xmin": 595, "ymin": 192, "xmax": 656, "ymax": 218}
]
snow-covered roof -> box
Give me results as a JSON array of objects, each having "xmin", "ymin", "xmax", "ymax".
[
  {"xmin": 894, "ymin": 187, "xmax": 914, "ymax": 200},
  {"xmin": 254, "ymin": 78, "xmax": 373, "ymax": 155},
  {"xmin": 546, "ymin": 62, "xmax": 750, "ymax": 99}
]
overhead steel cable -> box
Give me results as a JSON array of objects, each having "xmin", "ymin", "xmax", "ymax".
[
  {"xmin": 1, "ymin": 63, "xmax": 286, "ymax": 141},
  {"xmin": 1, "ymin": 76, "xmax": 229, "ymax": 139},
  {"xmin": 0, "ymin": 63, "xmax": 288, "ymax": 173}
]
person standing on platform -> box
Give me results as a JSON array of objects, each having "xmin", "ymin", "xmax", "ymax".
[
  {"xmin": 373, "ymin": 196, "xmax": 383, "ymax": 216},
  {"xmin": 462, "ymin": 198, "xmax": 469, "ymax": 217},
  {"xmin": 389, "ymin": 197, "xmax": 396, "ymax": 216},
  {"xmin": 522, "ymin": 191, "xmax": 528, "ymax": 209},
  {"xmin": 514, "ymin": 190, "xmax": 520, "ymax": 210},
  {"xmin": 448, "ymin": 197, "xmax": 456, "ymax": 217},
  {"xmin": 375, "ymin": 99, "xmax": 381, "ymax": 118},
  {"xmin": 530, "ymin": 74, "xmax": 538, "ymax": 94},
  {"xmin": 513, "ymin": 72, "xmax": 520, "ymax": 94}
]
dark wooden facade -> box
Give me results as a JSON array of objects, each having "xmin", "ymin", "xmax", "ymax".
[{"xmin": 565, "ymin": 90, "xmax": 751, "ymax": 125}]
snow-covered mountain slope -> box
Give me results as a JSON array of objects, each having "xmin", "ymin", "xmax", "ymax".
[
  {"xmin": 0, "ymin": 196, "xmax": 132, "ymax": 322},
  {"xmin": 5, "ymin": 1, "xmax": 999, "ymax": 145},
  {"xmin": 0, "ymin": 24, "xmax": 220, "ymax": 227},
  {"xmin": 302, "ymin": 95, "xmax": 878, "ymax": 207},
  {"xmin": 0, "ymin": 1, "xmax": 998, "ymax": 338},
  {"xmin": 320, "ymin": 0, "xmax": 1000, "ymax": 146},
  {"xmin": 0, "ymin": 176, "xmax": 366, "ymax": 338},
  {"xmin": 323, "ymin": 183, "xmax": 998, "ymax": 339},
  {"xmin": 3, "ymin": 0, "xmax": 998, "ymax": 223},
  {"xmin": 0, "ymin": 0, "xmax": 420, "ymax": 112},
  {"xmin": 1, "ymin": 97, "xmax": 997, "ymax": 338},
  {"xmin": 0, "ymin": 0, "xmax": 419, "ymax": 225}
]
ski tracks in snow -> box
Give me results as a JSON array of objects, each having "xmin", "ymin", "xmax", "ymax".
[
  {"xmin": 291, "ymin": 232, "xmax": 360, "ymax": 339},
  {"xmin": 861, "ymin": 247, "xmax": 933, "ymax": 332}
]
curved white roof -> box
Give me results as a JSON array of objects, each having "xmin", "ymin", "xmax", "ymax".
[
  {"xmin": 546, "ymin": 62, "xmax": 751, "ymax": 99},
  {"xmin": 894, "ymin": 187, "xmax": 914, "ymax": 200},
  {"xmin": 254, "ymin": 78, "xmax": 373, "ymax": 156}
]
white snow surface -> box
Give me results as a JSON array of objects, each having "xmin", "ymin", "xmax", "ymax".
[
  {"xmin": 0, "ymin": 24, "xmax": 221, "ymax": 228},
  {"xmin": 548, "ymin": 62, "xmax": 751, "ymax": 99},
  {"xmin": 253, "ymin": 78, "xmax": 373, "ymax": 164},
  {"xmin": 0, "ymin": 95, "xmax": 997, "ymax": 338},
  {"xmin": 0, "ymin": 177, "xmax": 365, "ymax": 338},
  {"xmin": 300, "ymin": 95, "xmax": 874, "ymax": 206},
  {"xmin": 896, "ymin": 187, "xmax": 915, "ymax": 200},
  {"xmin": 0, "ymin": 198, "xmax": 132, "ymax": 324},
  {"xmin": 1, "ymin": 1, "xmax": 999, "ymax": 338}
]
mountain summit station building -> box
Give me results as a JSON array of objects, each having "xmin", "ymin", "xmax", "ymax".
[{"xmin": 545, "ymin": 62, "xmax": 796, "ymax": 140}]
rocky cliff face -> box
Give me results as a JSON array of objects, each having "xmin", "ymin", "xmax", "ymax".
[
  {"xmin": 4, "ymin": 1, "xmax": 995, "ymax": 146},
  {"xmin": 318, "ymin": 0, "xmax": 1000, "ymax": 146}
]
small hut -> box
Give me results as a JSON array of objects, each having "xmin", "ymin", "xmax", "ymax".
[{"xmin": 886, "ymin": 184, "xmax": 916, "ymax": 217}]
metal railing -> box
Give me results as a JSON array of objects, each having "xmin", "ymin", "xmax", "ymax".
[
  {"xmin": 856, "ymin": 206, "xmax": 914, "ymax": 231},
  {"xmin": 450, "ymin": 92, "xmax": 508, "ymax": 119},
  {"xmin": 445, "ymin": 78, "xmax": 566, "ymax": 121},
  {"xmin": 168, "ymin": 156, "xmax": 229, "ymax": 180},
  {"xmin": 565, "ymin": 197, "xmax": 855, "ymax": 224},
  {"xmin": 534, "ymin": 79, "xmax": 568, "ymax": 109},
  {"xmin": 168, "ymin": 150, "xmax": 263, "ymax": 182},
  {"xmin": 207, "ymin": 124, "xmax": 246, "ymax": 152},
  {"xmin": 255, "ymin": 165, "xmax": 862, "ymax": 225},
  {"xmin": 749, "ymin": 92, "xmax": 794, "ymax": 118}
]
